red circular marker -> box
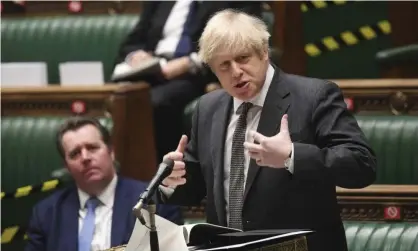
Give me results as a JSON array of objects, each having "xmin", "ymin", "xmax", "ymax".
[
  {"xmin": 384, "ymin": 206, "xmax": 400, "ymax": 220},
  {"xmin": 68, "ymin": 1, "xmax": 82, "ymax": 13},
  {"xmin": 71, "ymin": 100, "xmax": 86, "ymax": 114}
]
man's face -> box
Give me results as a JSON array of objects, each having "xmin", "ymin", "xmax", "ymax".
[
  {"xmin": 61, "ymin": 124, "xmax": 115, "ymax": 190},
  {"xmin": 209, "ymin": 47, "xmax": 269, "ymax": 101}
]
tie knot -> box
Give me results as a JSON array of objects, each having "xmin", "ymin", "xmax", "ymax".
[
  {"xmin": 85, "ymin": 197, "xmax": 100, "ymax": 211},
  {"xmin": 238, "ymin": 102, "xmax": 253, "ymax": 115}
]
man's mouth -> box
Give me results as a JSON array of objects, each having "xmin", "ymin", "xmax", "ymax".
[{"xmin": 235, "ymin": 81, "xmax": 249, "ymax": 88}]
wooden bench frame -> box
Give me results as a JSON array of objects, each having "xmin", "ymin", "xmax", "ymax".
[{"xmin": 1, "ymin": 83, "xmax": 157, "ymax": 182}]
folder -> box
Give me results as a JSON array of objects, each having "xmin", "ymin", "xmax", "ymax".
[{"xmin": 111, "ymin": 57, "xmax": 162, "ymax": 83}]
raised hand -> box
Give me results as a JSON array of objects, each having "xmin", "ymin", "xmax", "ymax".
[
  {"xmin": 244, "ymin": 114, "xmax": 292, "ymax": 168},
  {"xmin": 161, "ymin": 135, "xmax": 188, "ymax": 188}
]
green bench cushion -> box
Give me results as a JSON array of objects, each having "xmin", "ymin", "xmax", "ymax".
[
  {"xmin": 344, "ymin": 221, "xmax": 418, "ymax": 251},
  {"xmin": 1, "ymin": 15, "xmax": 139, "ymax": 83},
  {"xmin": 357, "ymin": 115, "xmax": 418, "ymax": 184}
]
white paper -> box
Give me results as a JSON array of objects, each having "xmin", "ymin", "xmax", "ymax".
[
  {"xmin": 59, "ymin": 61, "xmax": 104, "ymax": 86},
  {"xmin": 125, "ymin": 208, "xmax": 189, "ymax": 251},
  {"xmin": 197, "ymin": 230, "xmax": 313, "ymax": 251},
  {"xmin": 1, "ymin": 62, "xmax": 48, "ymax": 87}
]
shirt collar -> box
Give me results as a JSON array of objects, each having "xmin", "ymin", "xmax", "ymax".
[
  {"xmin": 233, "ymin": 64, "xmax": 275, "ymax": 114},
  {"xmin": 78, "ymin": 174, "xmax": 118, "ymax": 209}
]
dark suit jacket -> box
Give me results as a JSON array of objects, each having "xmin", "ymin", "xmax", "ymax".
[
  {"xmin": 25, "ymin": 176, "xmax": 183, "ymax": 251},
  {"xmin": 166, "ymin": 66, "xmax": 377, "ymax": 251}
]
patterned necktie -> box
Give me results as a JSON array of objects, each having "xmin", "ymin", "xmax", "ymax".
[
  {"xmin": 229, "ymin": 102, "xmax": 253, "ymax": 230},
  {"xmin": 79, "ymin": 197, "xmax": 100, "ymax": 251}
]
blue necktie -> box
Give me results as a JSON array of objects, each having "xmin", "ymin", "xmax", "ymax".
[
  {"xmin": 174, "ymin": 1, "xmax": 198, "ymax": 57},
  {"xmin": 78, "ymin": 197, "xmax": 100, "ymax": 251}
]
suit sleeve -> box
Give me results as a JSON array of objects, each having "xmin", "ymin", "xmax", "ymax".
[
  {"xmin": 114, "ymin": 2, "xmax": 157, "ymax": 64},
  {"xmin": 293, "ymin": 82, "xmax": 377, "ymax": 188},
  {"xmin": 166, "ymin": 98, "xmax": 207, "ymax": 206},
  {"xmin": 25, "ymin": 205, "xmax": 46, "ymax": 251}
]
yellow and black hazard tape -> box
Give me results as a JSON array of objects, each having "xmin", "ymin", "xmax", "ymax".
[
  {"xmin": 301, "ymin": 0, "xmax": 354, "ymax": 12},
  {"xmin": 1, "ymin": 225, "xmax": 28, "ymax": 244},
  {"xmin": 305, "ymin": 20, "xmax": 391, "ymax": 57},
  {"xmin": 1, "ymin": 179, "xmax": 61, "ymax": 200}
]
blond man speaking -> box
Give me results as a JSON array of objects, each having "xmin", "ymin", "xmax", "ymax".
[{"xmin": 159, "ymin": 9, "xmax": 377, "ymax": 251}]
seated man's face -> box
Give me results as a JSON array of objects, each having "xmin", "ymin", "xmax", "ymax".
[
  {"xmin": 61, "ymin": 124, "xmax": 115, "ymax": 192},
  {"xmin": 209, "ymin": 47, "xmax": 269, "ymax": 101}
]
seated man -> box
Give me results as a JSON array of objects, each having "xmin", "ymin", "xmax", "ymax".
[
  {"xmin": 113, "ymin": 1, "xmax": 262, "ymax": 161},
  {"xmin": 25, "ymin": 117, "xmax": 183, "ymax": 251}
]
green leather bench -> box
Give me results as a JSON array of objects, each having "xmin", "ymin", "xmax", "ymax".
[
  {"xmin": 1, "ymin": 15, "xmax": 138, "ymax": 84},
  {"xmin": 344, "ymin": 221, "xmax": 418, "ymax": 251}
]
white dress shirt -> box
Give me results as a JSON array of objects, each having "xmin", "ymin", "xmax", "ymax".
[
  {"xmin": 160, "ymin": 65, "xmax": 295, "ymax": 225},
  {"xmin": 77, "ymin": 175, "xmax": 118, "ymax": 251}
]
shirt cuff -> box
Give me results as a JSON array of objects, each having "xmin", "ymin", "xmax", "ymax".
[
  {"xmin": 189, "ymin": 52, "xmax": 203, "ymax": 70},
  {"xmin": 287, "ymin": 143, "xmax": 295, "ymax": 174},
  {"xmin": 158, "ymin": 184, "xmax": 175, "ymax": 202}
]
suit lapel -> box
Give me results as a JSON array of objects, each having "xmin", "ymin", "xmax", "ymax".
[
  {"xmin": 111, "ymin": 178, "xmax": 131, "ymax": 246},
  {"xmin": 211, "ymin": 93, "xmax": 232, "ymax": 226},
  {"xmin": 61, "ymin": 189, "xmax": 79, "ymax": 251},
  {"xmin": 243, "ymin": 68, "xmax": 291, "ymax": 201}
]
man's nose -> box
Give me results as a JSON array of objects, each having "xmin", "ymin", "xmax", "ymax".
[
  {"xmin": 231, "ymin": 61, "xmax": 243, "ymax": 78},
  {"xmin": 80, "ymin": 148, "xmax": 91, "ymax": 161}
]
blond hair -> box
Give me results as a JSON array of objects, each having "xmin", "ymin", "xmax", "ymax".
[{"xmin": 198, "ymin": 9, "xmax": 270, "ymax": 64}]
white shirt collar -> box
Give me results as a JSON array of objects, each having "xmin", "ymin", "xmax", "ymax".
[
  {"xmin": 78, "ymin": 175, "xmax": 118, "ymax": 209},
  {"xmin": 233, "ymin": 64, "xmax": 275, "ymax": 113}
]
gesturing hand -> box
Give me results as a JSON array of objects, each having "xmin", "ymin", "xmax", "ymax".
[
  {"xmin": 161, "ymin": 135, "xmax": 188, "ymax": 188},
  {"xmin": 244, "ymin": 114, "xmax": 292, "ymax": 168}
]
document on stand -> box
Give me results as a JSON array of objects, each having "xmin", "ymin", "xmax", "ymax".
[
  {"xmin": 193, "ymin": 230, "xmax": 313, "ymax": 251},
  {"xmin": 124, "ymin": 209, "xmax": 313, "ymax": 251},
  {"xmin": 124, "ymin": 209, "xmax": 189, "ymax": 251}
]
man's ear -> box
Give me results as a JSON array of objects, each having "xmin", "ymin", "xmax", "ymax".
[{"xmin": 109, "ymin": 146, "xmax": 115, "ymax": 161}]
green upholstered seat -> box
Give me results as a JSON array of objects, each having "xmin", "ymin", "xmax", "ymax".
[
  {"xmin": 1, "ymin": 116, "xmax": 112, "ymax": 250},
  {"xmin": 356, "ymin": 115, "xmax": 418, "ymax": 184},
  {"xmin": 1, "ymin": 15, "xmax": 139, "ymax": 84},
  {"xmin": 344, "ymin": 221, "xmax": 418, "ymax": 251},
  {"xmin": 184, "ymin": 100, "xmax": 418, "ymax": 185}
]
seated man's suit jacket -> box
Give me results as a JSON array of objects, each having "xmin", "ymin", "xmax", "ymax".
[
  {"xmin": 166, "ymin": 65, "xmax": 377, "ymax": 251},
  {"xmin": 25, "ymin": 176, "xmax": 183, "ymax": 251}
]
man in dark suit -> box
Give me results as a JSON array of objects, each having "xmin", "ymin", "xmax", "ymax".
[
  {"xmin": 25, "ymin": 117, "xmax": 183, "ymax": 251},
  {"xmin": 159, "ymin": 10, "xmax": 377, "ymax": 251},
  {"xmin": 113, "ymin": 1, "xmax": 262, "ymax": 162}
]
